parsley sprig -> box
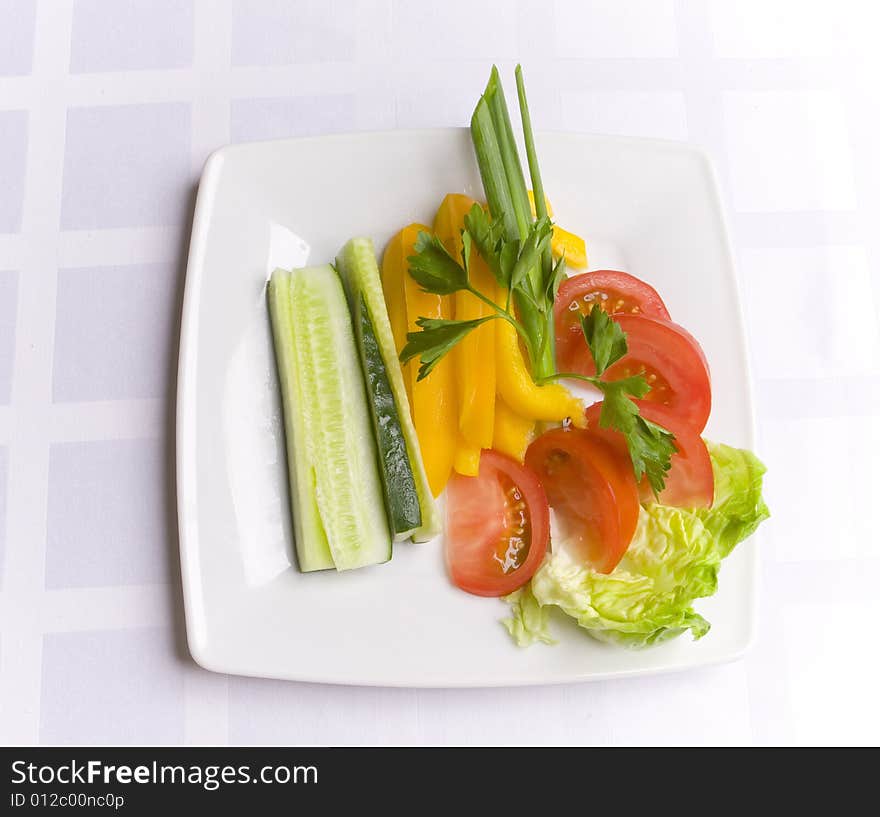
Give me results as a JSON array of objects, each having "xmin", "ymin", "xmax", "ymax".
[
  {"xmin": 548, "ymin": 306, "xmax": 677, "ymax": 495},
  {"xmin": 399, "ymin": 206, "xmax": 553, "ymax": 376}
]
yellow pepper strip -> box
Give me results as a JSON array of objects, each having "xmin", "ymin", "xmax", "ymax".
[
  {"xmin": 527, "ymin": 190, "xmax": 588, "ymax": 269},
  {"xmin": 550, "ymin": 225, "xmax": 588, "ymax": 269},
  {"xmin": 400, "ymin": 223, "xmax": 458, "ymax": 497},
  {"xmin": 453, "ymin": 443, "xmax": 481, "ymax": 476},
  {"xmin": 496, "ymin": 317, "xmax": 585, "ymax": 426},
  {"xmin": 493, "ymin": 398, "xmax": 536, "ymax": 463},
  {"xmin": 434, "ymin": 193, "xmax": 496, "ymax": 465},
  {"xmin": 381, "ymin": 228, "xmax": 414, "ymax": 409}
]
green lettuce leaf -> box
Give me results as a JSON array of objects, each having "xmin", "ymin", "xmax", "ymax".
[
  {"xmin": 503, "ymin": 585, "xmax": 556, "ymax": 646},
  {"xmin": 697, "ymin": 440, "xmax": 770, "ymax": 557},
  {"xmin": 503, "ymin": 441, "xmax": 769, "ymax": 649}
]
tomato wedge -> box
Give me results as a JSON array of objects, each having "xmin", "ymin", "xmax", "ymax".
[
  {"xmin": 560, "ymin": 314, "xmax": 711, "ymax": 432},
  {"xmin": 446, "ymin": 450, "xmax": 550, "ymax": 597},
  {"xmin": 555, "ymin": 270, "xmax": 670, "ymax": 371},
  {"xmin": 585, "ymin": 401, "xmax": 714, "ymax": 508},
  {"xmin": 525, "ymin": 428, "xmax": 639, "ymax": 574}
]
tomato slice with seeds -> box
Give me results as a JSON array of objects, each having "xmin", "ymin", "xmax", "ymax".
[
  {"xmin": 446, "ymin": 449, "xmax": 550, "ymax": 597},
  {"xmin": 555, "ymin": 270, "xmax": 670, "ymax": 372},
  {"xmin": 605, "ymin": 316, "xmax": 710, "ymax": 431},
  {"xmin": 585, "ymin": 401, "xmax": 714, "ymax": 508},
  {"xmin": 560, "ymin": 314, "xmax": 711, "ymax": 432},
  {"xmin": 525, "ymin": 428, "xmax": 639, "ymax": 574}
]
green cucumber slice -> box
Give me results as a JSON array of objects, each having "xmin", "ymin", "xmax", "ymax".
[
  {"xmin": 267, "ymin": 269, "xmax": 333, "ymax": 572},
  {"xmin": 354, "ymin": 292, "xmax": 421, "ymax": 539},
  {"xmin": 336, "ymin": 238, "xmax": 441, "ymax": 542},
  {"xmin": 268, "ymin": 265, "xmax": 391, "ymax": 571}
]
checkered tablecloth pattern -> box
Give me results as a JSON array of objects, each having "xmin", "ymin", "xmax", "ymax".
[{"xmin": 1, "ymin": 0, "xmax": 878, "ymax": 746}]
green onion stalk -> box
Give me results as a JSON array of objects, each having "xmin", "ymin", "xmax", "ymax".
[{"xmin": 470, "ymin": 65, "xmax": 556, "ymax": 381}]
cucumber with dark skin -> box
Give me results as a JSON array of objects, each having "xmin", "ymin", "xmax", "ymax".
[
  {"xmin": 336, "ymin": 237, "xmax": 441, "ymax": 542},
  {"xmin": 354, "ymin": 293, "xmax": 422, "ymax": 536}
]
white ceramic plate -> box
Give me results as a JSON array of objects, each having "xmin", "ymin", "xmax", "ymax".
[{"xmin": 177, "ymin": 128, "xmax": 757, "ymax": 686}]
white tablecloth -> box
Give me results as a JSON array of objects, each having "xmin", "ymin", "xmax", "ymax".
[{"xmin": 1, "ymin": 0, "xmax": 878, "ymax": 746}]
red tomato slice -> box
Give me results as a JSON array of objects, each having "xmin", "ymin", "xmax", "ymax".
[
  {"xmin": 578, "ymin": 432, "xmax": 640, "ymax": 548},
  {"xmin": 585, "ymin": 401, "xmax": 714, "ymax": 508},
  {"xmin": 561, "ymin": 314, "xmax": 711, "ymax": 432},
  {"xmin": 525, "ymin": 428, "xmax": 639, "ymax": 574},
  {"xmin": 555, "ymin": 270, "xmax": 671, "ymax": 371},
  {"xmin": 446, "ymin": 449, "xmax": 550, "ymax": 597}
]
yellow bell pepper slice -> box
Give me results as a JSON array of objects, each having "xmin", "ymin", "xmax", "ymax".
[
  {"xmin": 496, "ymin": 318, "xmax": 585, "ymax": 425},
  {"xmin": 493, "ymin": 398, "xmax": 536, "ymax": 463},
  {"xmin": 392, "ymin": 223, "xmax": 459, "ymax": 497},
  {"xmin": 434, "ymin": 193, "xmax": 496, "ymax": 469},
  {"xmin": 550, "ymin": 225, "xmax": 588, "ymax": 269},
  {"xmin": 453, "ymin": 442, "xmax": 481, "ymax": 476},
  {"xmin": 527, "ymin": 190, "xmax": 588, "ymax": 269}
]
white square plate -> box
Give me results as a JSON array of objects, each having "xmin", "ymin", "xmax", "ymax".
[{"xmin": 177, "ymin": 128, "xmax": 757, "ymax": 686}]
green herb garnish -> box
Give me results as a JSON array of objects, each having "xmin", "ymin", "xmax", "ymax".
[{"xmin": 559, "ymin": 305, "xmax": 676, "ymax": 495}]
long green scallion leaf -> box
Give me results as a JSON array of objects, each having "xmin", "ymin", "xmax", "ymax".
[{"xmin": 470, "ymin": 65, "xmax": 554, "ymax": 378}]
